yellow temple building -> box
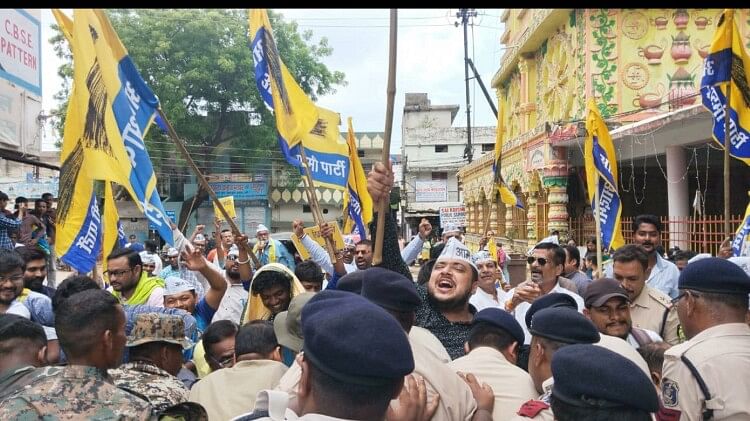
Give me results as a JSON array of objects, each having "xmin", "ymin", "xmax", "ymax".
[{"xmin": 459, "ymin": 9, "xmax": 750, "ymax": 254}]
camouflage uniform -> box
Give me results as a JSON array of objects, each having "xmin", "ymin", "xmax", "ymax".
[
  {"xmin": 0, "ymin": 365, "xmax": 36, "ymax": 399},
  {"xmin": 0, "ymin": 365, "xmax": 152, "ymax": 420},
  {"xmin": 111, "ymin": 361, "xmax": 190, "ymax": 414}
]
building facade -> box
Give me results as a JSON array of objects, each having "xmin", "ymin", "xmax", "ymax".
[
  {"xmin": 458, "ymin": 8, "xmax": 750, "ymax": 252},
  {"xmin": 401, "ymin": 93, "xmax": 496, "ymax": 237}
]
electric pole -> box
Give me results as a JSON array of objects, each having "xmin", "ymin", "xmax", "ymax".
[{"xmin": 457, "ymin": 8, "xmax": 477, "ymax": 163}]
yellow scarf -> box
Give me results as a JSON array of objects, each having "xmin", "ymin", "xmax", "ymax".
[
  {"xmin": 241, "ymin": 263, "xmax": 305, "ymax": 323},
  {"xmin": 253, "ymin": 239, "xmax": 277, "ymax": 265},
  {"xmin": 112, "ymin": 272, "xmax": 165, "ymax": 305}
]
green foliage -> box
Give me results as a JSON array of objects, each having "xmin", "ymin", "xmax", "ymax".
[
  {"xmin": 50, "ymin": 9, "xmax": 346, "ymax": 176},
  {"xmin": 589, "ymin": 9, "xmax": 617, "ymax": 116}
]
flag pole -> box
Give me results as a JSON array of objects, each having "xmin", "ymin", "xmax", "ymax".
[
  {"xmin": 157, "ymin": 109, "xmax": 261, "ymax": 268},
  {"xmin": 724, "ymin": 45, "xmax": 732, "ymax": 236},
  {"xmin": 297, "ymin": 146, "xmax": 337, "ymax": 260},
  {"xmin": 373, "ymin": 8, "xmax": 398, "ymax": 266},
  {"xmin": 591, "ymin": 82, "xmax": 603, "ymax": 279}
]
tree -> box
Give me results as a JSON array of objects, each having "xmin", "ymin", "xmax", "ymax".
[{"xmin": 50, "ymin": 9, "xmax": 345, "ymax": 229}]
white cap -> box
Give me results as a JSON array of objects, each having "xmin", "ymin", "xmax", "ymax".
[
  {"xmin": 140, "ymin": 253, "xmax": 155, "ymax": 265},
  {"xmin": 437, "ymin": 237, "xmax": 478, "ymax": 273},
  {"xmin": 227, "ymin": 245, "xmax": 240, "ymax": 257},
  {"xmin": 194, "ymin": 233, "xmax": 206, "ymax": 242},
  {"xmin": 538, "ymin": 234, "xmax": 560, "ymax": 245},
  {"xmin": 166, "ymin": 247, "xmax": 179, "ymax": 257},
  {"xmin": 256, "ymin": 224, "xmax": 269, "ymax": 234},
  {"xmin": 164, "ymin": 276, "xmax": 195, "ymax": 296},
  {"xmin": 442, "ymin": 224, "xmax": 460, "ymax": 235},
  {"xmin": 472, "ymin": 250, "xmax": 494, "ymax": 265},
  {"xmin": 687, "ymin": 253, "xmax": 712, "ymax": 265}
]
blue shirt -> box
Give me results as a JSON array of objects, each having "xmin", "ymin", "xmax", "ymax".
[
  {"xmin": 257, "ymin": 239, "xmax": 296, "ymax": 271},
  {"xmin": 193, "ymin": 297, "xmax": 216, "ymax": 333},
  {"xmin": 0, "ymin": 213, "xmax": 21, "ymax": 250}
]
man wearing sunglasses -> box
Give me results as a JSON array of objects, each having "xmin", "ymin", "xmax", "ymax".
[
  {"xmin": 504, "ymin": 243, "xmax": 584, "ymax": 345},
  {"xmin": 658, "ymin": 257, "xmax": 750, "ymax": 420}
]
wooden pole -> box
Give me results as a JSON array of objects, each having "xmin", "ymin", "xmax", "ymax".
[
  {"xmin": 594, "ymin": 180, "xmax": 603, "ymax": 279},
  {"xmin": 297, "ymin": 147, "xmax": 337, "ymax": 260},
  {"xmin": 372, "ymin": 9, "xmax": 398, "ymax": 266},
  {"xmin": 157, "ymin": 109, "xmax": 261, "ymax": 268},
  {"xmin": 724, "ymin": 67, "xmax": 732, "ymax": 236}
]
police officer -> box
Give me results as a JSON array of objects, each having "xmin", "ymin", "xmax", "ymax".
[
  {"xmin": 510, "ymin": 307, "xmax": 601, "ymax": 420},
  {"xmin": 449, "ymin": 307, "xmax": 538, "ymax": 420},
  {"xmin": 658, "ymin": 257, "xmax": 750, "ymax": 420},
  {"xmin": 550, "ymin": 344, "xmax": 659, "ymax": 420},
  {"xmin": 611, "ymin": 245, "xmax": 681, "ymax": 345}
]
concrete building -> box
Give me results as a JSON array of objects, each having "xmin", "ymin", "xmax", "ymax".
[
  {"xmin": 457, "ymin": 9, "xmax": 750, "ymax": 255},
  {"xmin": 401, "ymin": 93, "xmax": 496, "ymax": 236}
]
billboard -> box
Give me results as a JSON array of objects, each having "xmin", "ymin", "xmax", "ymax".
[
  {"xmin": 415, "ymin": 179, "xmax": 447, "ymax": 202},
  {"xmin": 0, "ymin": 10, "xmax": 42, "ymax": 96}
]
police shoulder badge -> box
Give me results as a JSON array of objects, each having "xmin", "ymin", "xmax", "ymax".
[{"xmin": 662, "ymin": 378, "xmax": 680, "ymax": 407}]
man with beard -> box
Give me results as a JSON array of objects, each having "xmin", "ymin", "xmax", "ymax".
[
  {"xmin": 605, "ymin": 214, "xmax": 680, "ymax": 298},
  {"xmin": 16, "ymin": 246, "xmax": 55, "ymax": 299},
  {"xmin": 253, "ymin": 224, "xmax": 295, "ymax": 271},
  {"xmin": 108, "ymin": 248, "xmax": 166, "ymax": 307},
  {"xmin": 354, "ymin": 239, "xmax": 373, "ymax": 270},
  {"xmin": 161, "ymin": 243, "xmax": 227, "ymax": 332},
  {"xmin": 611, "ymin": 245, "xmax": 681, "ymax": 346},
  {"xmin": 0, "ymin": 249, "xmax": 54, "ymax": 328},
  {"xmin": 212, "ymin": 238, "xmax": 255, "ymax": 324},
  {"xmin": 505, "ymin": 243, "xmax": 584, "ymax": 345},
  {"xmin": 469, "ymin": 250, "xmax": 508, "ymax": 311},
  {"xmin": 583, "ymin": 278, "xmax": 663, "ymax": 348},
  {"xmin": 415, "ymin": 237, "xmax": 479, "ymax": 360}
]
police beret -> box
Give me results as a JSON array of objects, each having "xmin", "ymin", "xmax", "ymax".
[
  {"xmin": 551, "ymin": 344, "xmax": 659, "ymax": 413},
  {"xmin": 679, "ymin": 257, "xmax": 750, "ymax": 294},
  {"xmin": 529, "ymin": 307, "xmax": 600, "ymax": 344},
  {"xmin": 360, "ymin": 267, "xmax": 421, "ymax": 312},
  {"xmin": 336, "ymin": 270, "xmax": 366, "ymax": 294},
  {"xmin": 473, "ymin": 308, "xmax": 525, "ymax": 345},
  {"xmin": 525, "ymin": 293, "xmax": 578, "ymax": 328},
  {"xmin": 583, "ymin": 278, "xmax": 629, "ymax": 308},
  {"xmin": 301, "ymin": 290, "xmax": 414, "ymax": 386}
]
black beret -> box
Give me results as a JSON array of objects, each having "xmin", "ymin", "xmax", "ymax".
[
  {"xmin": 679, "ymin": 257, "xmax": 750, "ymax": 294},
  {"xmin": 301, "ymin": 290, "xmax": 414, "ymax": 385},
  {"xmin": 583, "ymin": 278, "xmax": 629, "ymax": 308},
  {"xmin": 529, "ymin": 307, "xmax": 600, "ymax": 344},
  {"xmin": 474, "ymin": 308, "xmax": 525, "ymax": 345},
  {"xmin": 525, "ymin": 293, "xmax": 578, "ymax": 328},
  {"xmin": 360, "ymin": 267, "xmax": 421, "ymax": 312},
  {"xmin": 551, "ymin": 344, "xmax": 659, "ymax": 413},
  {"xmin": 336, "ymin": 270, "xmax": 366, "ymax": 294}
]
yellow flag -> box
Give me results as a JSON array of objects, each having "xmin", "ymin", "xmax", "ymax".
[
  {"xmin": 214, "ymin": 196, "xmax": 237, "ymax": 222},
  {"xmin": 342, "ymin": 117, "xmax": 373, "ymax": 237},
  {"xmin": 584, "ymin": 99, "xmax": 625, "ymax": 251},
  {"xmin": 249, "ymin": 9, "xmax": 319, "ymax": 149}
]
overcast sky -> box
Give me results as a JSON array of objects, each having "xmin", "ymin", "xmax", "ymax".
[{"xmin": 40, "ymin": 9, "xmax": 506, "ymax": 153}]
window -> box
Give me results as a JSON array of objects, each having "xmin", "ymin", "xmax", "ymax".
[
  {"xmin": 357, "ymin": 150, "xmax": 365, "ymax": 158},
  {"xmin": 434, "ymin": 145, "xmax": 448, "ymax": 153},
  {"xmin": 431, "ymin": 172, "xmax": 447, "ymax": 180},
  {"xmin": 482, "ymin": 143, "xmax": 494, "ymax": 152},
  {"xmin": 303, "ymin": 205, "xmax": 311, "ymax": 213}
]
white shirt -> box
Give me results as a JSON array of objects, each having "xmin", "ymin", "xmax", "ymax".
[
  {"xmin": 469, "ymin": 287, "xmax": 509, "ymax": 312},
  {"xmin": 508, "ymin": 282, "xmax": 585, "ymax": 344},
  {"xmin": 626, "ymin": 328, "xmax": 663, "ymax": 348}
]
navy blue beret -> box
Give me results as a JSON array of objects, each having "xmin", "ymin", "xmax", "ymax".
[
  {"xmin": 360, "ymin": 267, "xmax": 421, "ymax": 312},
  {"xmin": 336, "ymin": 270, "xmax": 366, "ymax": 294},
  {"xmin": 679, "ymin": 257, "xmax": 750, "ymax": 294},
  {"xmin": 525, "ymin": 293, "xmax": 578, "ymax": 328},
  {"xmin": 529, "ymin": 307, "xmax": 600, "ymax": 344},
  {"xmin": 551, "ymin": 344, "xmax": 659, "ymax": 413},
  {"xmin": 474, "ymin": 308, "xmax": 525, "ymax": 345},
  {"xmin": 301, "ymin": 290, "xmax": 414, "ymax": 385}
]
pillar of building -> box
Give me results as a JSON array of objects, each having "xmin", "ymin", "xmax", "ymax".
[
  {"xmin": 505, "ymin": 204, "xmax": 515, "ymax": 240},
  {"xmin": 465, "ymin": 200, "xmax": 474, "ymax": 233},
  {"xmin": 476, "ymin": 201, "xmax": 484, "ymax": 235},
  {"xmin": 544, "ymin": 151, "xmax": 570, "ymax": 240},
  {"xmin": 527, "ymin": 193, "xmax": 538, "ymax": 248},
  {"xmin": 489, "ymin": 195, "xmax": 500, "ymax": 234},
  {"xmin": 666, "ymin": 145, "xmax": 690, "ymax": 250}
]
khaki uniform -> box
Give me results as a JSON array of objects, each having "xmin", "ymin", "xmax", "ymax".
[
  {"xmin": 276, "ymin": 335, "xmax": 477, "ymax": 421},
  {"xmin": 631, "ymin": 285, "xmax": 681, "ymax": 345},
  {"xmin": 660, "ymin": 323, "xmax": 750, "ymax": 420},
  {"xmin": 0, "ymin": 365, "xmax": 152, "ymax": 420},
  {"xmin": 449, "ymin": 346, "xmax": 538, "ymax": 421},
  {"xmin": 189, "ymin": 359, "xmax": 288, "ymax": 421},
  {"xmin": 409, "ymin": 326, "xmax": 451, "ymax": 364},
  {"xmin": 508, "ymin": 377, "xmax": 555, "ymax": 420},
  {"xmin": 110, "ymin": 361, "xmax": 189, "ymax": 414}
]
